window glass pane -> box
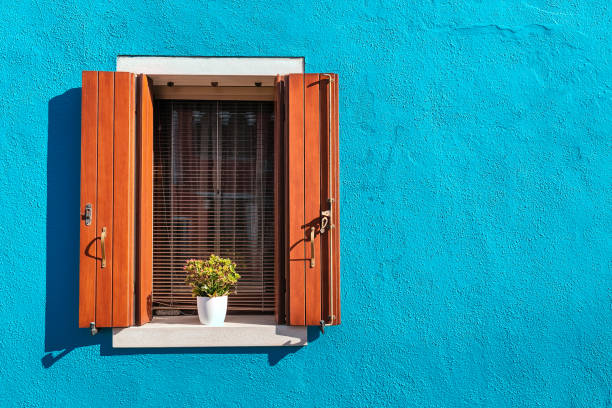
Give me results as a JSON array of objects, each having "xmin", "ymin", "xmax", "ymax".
[{"xmin": 153, "ymin": 100, "xmax": 275, "ymax": 314}]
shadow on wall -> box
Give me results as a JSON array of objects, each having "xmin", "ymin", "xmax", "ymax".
[{"xmin": 43, "ymin": 89, "xmax": 315, "ymax": 368}]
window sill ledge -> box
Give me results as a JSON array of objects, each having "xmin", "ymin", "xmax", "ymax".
[{"xmin": 112, "ymin": 315, "xmax": 307, "ymax": 348}]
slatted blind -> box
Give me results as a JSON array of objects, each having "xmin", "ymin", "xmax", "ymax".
[{"xmin": 153, "ymin": 100, "xmax": 275, "ymax": 314}]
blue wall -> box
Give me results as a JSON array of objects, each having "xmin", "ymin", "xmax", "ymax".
[{"xmin": 0, "ymin": 1, "xmax": 610, "ymax": 406}]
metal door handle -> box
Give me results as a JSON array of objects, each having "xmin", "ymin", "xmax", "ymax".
[
  {"xmin": 309, "ymin": 226, "xmax": 315, "ymax": 268},
  {"xmin": 101, "ymin": 227, "xmax": 107, "ymax": 268}
]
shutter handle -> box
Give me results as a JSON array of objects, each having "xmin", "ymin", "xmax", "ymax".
[
  {"xmin": 309, "ymin": 226, "xmax": 316, "ymax": 268},
  {"xmin": 100, "ymin": 227, "xmax": 107, "ymax": 268}
]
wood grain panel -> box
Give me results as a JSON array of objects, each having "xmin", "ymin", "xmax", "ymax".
[
  {"xmin": 149, "ymin": 74, "xmax": 275, "ymax": 87},
  {"xmin": 304, "ymin": 74, "xmax": 322, "ymax": 325},
  {"xmin": 112, "ymin": 72, "xmax": 135, "ymax": 327},
  {"xmin": 331, "ymin": 73, "xmax": 341, "ymax": 325},
  {"xmin": 136, "ymin": 74, "xmax": 154, "ymax": 325},
  {"xmin": 320, "ymin": 75, "xmax": 330, "ymax": 326},
  {"xmin": 285, "ymin": 74, "xmax": 305, "ymax": 325},
  {"xmin": 320, "ymin": 73, "xmax": 341, "ymax": 326},
  {"xmin": 274, "ymin": 75, "xmax": 286, "ymax": 324},
  {"xmin": 96, "ymin": 71, "xmax": 114, "ymax": 327},
  {"xmin": 79, "ymin": 71, "xmax": 98, "ymax": 328},
  {"xmin": 154, "ymin": 86, "xmax": 274, "ymax": 101},
  {"xmin": 129, "ymin": 73, "xmax": 136, "ymax": 323}
]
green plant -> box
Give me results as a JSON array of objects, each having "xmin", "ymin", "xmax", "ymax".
[{"xmin": 184, "ymin": 254, "xmax": 241, "ymax": 297}]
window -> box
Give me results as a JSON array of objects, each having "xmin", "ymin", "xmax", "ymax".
[
  {"xmin": 78, "ymin": 57, "xmax": 340, "ymax": 347},
  {"xmin": 153, "ymin": 100, "xmax": 276, "ymax": 314}
]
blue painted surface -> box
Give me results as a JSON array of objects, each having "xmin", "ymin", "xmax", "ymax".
[{"xmin": 0, "ymin": 1, "xmax": 610, "ymax": 406}]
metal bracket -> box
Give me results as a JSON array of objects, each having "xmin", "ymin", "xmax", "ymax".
[
  {"xmin": 89, "ymin": 322, "xmax": 98, "ymax": 336},
  {"xmin": 320, "ymin": 210, "xmax": 331, "ymax": 234},
  {"xmin": 83, "ymin": 204, "xmax": 92, "ymax": 226},
  {"xmin": 319, "ymin": 315, "xmax": 337, "ymax": 334}
]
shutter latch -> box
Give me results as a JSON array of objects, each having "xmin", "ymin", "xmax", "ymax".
[
  {"xmin": 320, "ymin": 210, "xmax": 331, "ymax": 234},
  {"xmin": 83, "ymin": 203, "xmax": 92, "ymax": 226},
  {"xmin": 89, "ymin": 322, "xmax": 98, "ymax": 336}
]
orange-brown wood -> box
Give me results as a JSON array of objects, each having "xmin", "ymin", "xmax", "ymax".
[
  {"xmin": 330, "ymin": 73, "xmax": 341, "ymax": 325},
  {"xmin": 320, "ymin": 75, "xmax": 330, "ymax": 326},
  {"xmin": 304, "ymin": 74, "xmax": 322, "ymax": 325},
  {"xmin": 285, "ymin": 74, "xmax": 306, "ymax": 325},
  {"xmin": 111, "ymin": 72, "xmax": 135, "ymax": 327},
  {"xmin": 129, "ymin": 74, "xmax": 138, "ymax": 324},
  {"xmin": 129, "ymin": 73, "xmax": 136, "ymax": 322},
  {"xmin": 281, "ymin": 73, "xmax": 341, "ymax": 327},
  {"xmin": 136, "ymin": 74, "xmax": 154, "ymax": 325},
  {"xmin": 79, "ymin": 71, "xmax": 140, "ymax": 329},
  {"xmin": 79, "ymin": 71, "xmax": 98, "ymax": 328},
  {"xmin": 318, "ymin": 73, "xmax": 341, "ymax": 326},
  {"xmin": 274, "ymin": 75, "xmax": 286, "ymax": 324},
  {"xmin": 95, "ymin": 72, "xmax": 115, "ymax": 327}
]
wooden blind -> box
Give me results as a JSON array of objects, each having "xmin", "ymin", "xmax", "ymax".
[{"xmin": 152, "ymin": 100, "xmax": 276, "ymax": 313}]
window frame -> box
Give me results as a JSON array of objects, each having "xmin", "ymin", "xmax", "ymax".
[{"xmin": 112, "ymin": 57, "xmax": 307, "ymax": 347}]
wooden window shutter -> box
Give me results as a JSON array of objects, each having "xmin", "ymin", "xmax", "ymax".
[
  {"xmin": 136, "ymin": 74, "xmax": 154, "ymax": 325},
  {"xmin": 79, "ymin": 71, "xmax": 136, "ymax": 328},
  {"xmin": 276, "ymin": 73, "xmax": 341, "ymax": 326}
]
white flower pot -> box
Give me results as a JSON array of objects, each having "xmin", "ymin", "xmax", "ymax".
[{"xmin": 196, "ymin": 296, "xmax": 228, "ymax": 326}]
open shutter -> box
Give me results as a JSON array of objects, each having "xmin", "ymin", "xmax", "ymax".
[
  {"xmin": 79, "ymin": 71, "xmax": 136, "ymax": 328},
  {"xmin": 277, "ymin": 73, "xmax": 340, "ymax": 326},
  {"xmin": 136, "ymin": 74, "xmax": 154, "ymax": 325}
]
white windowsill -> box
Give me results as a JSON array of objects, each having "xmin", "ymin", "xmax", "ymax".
[{"xmin": 112, "ymin": 315, "xmax": 307, "ymax": 348}]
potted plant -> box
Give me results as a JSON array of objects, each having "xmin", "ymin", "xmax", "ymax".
[{"xmin": 184, "ymin": 255, "xmax": 241, "ymax": 326}]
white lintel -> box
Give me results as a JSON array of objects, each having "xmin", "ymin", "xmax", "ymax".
[{"xmin": 116, "ymin": 56, "xmax": 304, "ymax": 76}]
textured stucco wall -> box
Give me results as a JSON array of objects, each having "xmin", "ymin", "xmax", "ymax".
[{"xmin": 0, "ymin": 1, "xmax": 610, "ymax": 407}]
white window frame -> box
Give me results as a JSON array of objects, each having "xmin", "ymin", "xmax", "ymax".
[{"xmin": 111, "ymin": 56, "xmax": 306, "ymax": 348}]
